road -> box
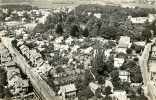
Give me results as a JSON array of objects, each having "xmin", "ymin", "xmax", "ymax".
[
  {"xmin": 139, "ymin": 38, "xmax": 156, "ymax": 100},
  {"xmin": 1, "ymin": 37, "xmax": 62, "ymax": 100}
]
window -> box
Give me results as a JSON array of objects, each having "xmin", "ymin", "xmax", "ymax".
[{"xmin": 152, "ymin": 51, "xmax": 156, "ymax": 57}]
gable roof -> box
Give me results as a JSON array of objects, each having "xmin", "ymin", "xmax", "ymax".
[
  {"xmin": 118, "ymin": 36, "xmax": 130, "ymax": 48},
  {"xmin": 58, "ymin": 84, "xmax": 77, "ymax": 95}
]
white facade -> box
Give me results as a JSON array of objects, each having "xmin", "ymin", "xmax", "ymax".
[
  {"xmin": 114, "ymin": 58, "xmax": 125, "ymax": 68},
  {"xmin": 112, "ymin": 90, "xmax": 128, "ymax": 100},
  {"xmin": 119, "ymin": 70, "xmax": 131, "ymax": 82}
]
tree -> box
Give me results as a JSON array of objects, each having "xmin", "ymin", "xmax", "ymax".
[
  {"xmin": 142, "ymin": 29, "xmax": 152, "ymax": 43},
  {"xmin": 55, "ymin": 23, "xmax": 63, "ymax": 35},
  {"xmin": 150, "ymin": 19, "xmax": 156, "ymax": 36},
  {"xmin": 33, "ymin": 23, "xmax": 46, "ymax": 33},
  {"xmin": 83, "ymin": 70, "xmax": 94, "ymax": 86},
  {"xmin": 55, "ymin": 66, "xmax": 65, "ymax": 73},
  {"xmin": 11, "ymin": 39, "xmax": 18, "ymax": 48},
  {"xmin": 126, "ymin": 48, "xmax": 132, "ymax": 54},
  {"xmin": 92, "ymin": 51, "xmax": 111, "ymax": 77},
  {"xmin": 122, "ymin": 82, "xmax": 130, "ymax": 93},
  {"xmin": 0, "ymin": 67, "xmax": 7, "ymax": 98},
  {"xmin": 124, "ymin": 60, "xmax": 143, "ymax": 83},
  {"xmin": 103, "ymin": 96, "xmax": 113, "ymax": 100},
  {"xmin": 70, "ymin": 24, "xmax": 80, "ymax": 37},
  {"xmin": 105, "ymin": 86, "xmax": 112, "ymax": 96},
  {"xmin": 95, "ymin": 88, "xmax": 103, "ymax": 98},
  {"xmin": 82, "ymin": 28, "xmax": 89, "ymax": 37},
  {"xmin": 97, "ymin": 75, "xmax": 105, "ymax": 84},
  {"xmin": 100, "ymin": 26, "xmax": 118, "ymax": 40},
  {"xmin": 110, "ymin": 70, "xmax": 122, "ymax": 89},
  {"xmin": 78, "ymin": 86, "xmax": 94, "ymax": 100}
]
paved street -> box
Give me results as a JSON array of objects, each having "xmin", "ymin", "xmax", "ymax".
[
  {"xmin": 139, "ymin": 38, "xmax": 156, "ymax": 100},
  {"xmin": 0, "ymin": 37, "xmax": 61, "ymax": 100}
]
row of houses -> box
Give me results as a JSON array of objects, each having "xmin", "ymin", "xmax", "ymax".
[
  {"xmin": 0, "ymin": 43, "xmax": 29, "ymax": 97},
  {"xmin": 149, "ymin": 43, "xmax": 156, "ymax": 81},
  {"xmin": 7, "ymin": 66, "xmax": 29, "ymax": 96},
  {"xmin": 17, "ymin": 42, "xmax": 44, "ymax": 68}
]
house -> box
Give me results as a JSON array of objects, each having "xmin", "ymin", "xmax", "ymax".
[
  {"xmin": 58, "ymin": 84, "xmax": 77, "ymax": 98},
  {"xmin": 7, "ymin": 67, "xmax": 29, "ymax": 95},
  {"xmin": 23, "ymin": 23, "xmax": 37, "ymax": 31},
  {"xmin": 104, "ymin": 49, "xmax": 112, "ymax": 58},
  {"xmin": 7, "ymin": 67, "xmax": 21, "ymax": 81},
  {"xmin": 130, "ymin": 83, "xmax": 142, "ymax": 89},
  {"xmin": 148, "ymin": 14, "xmax": 156, "ymax": 23},
  {"xmin": 134, "ymin": 41, "xmax": 146, "ymax": 47},
  {"xmin": 19, "ymin": 45, "xmax": 30, "ymax": 58},
  {"xmin": 105, "ymin": 80, "xmax": 114, "ymax": 93},
  {"xmin": 89, "ymin": 82, "xmax": 100, "ymax": 94},
  {"xmin": 94, "ymin": 13, "xmax": 101, "ymax": 19},
  {"xmin": 29, "ymin": 49, "xmax": 44, "ymax": 67},
  {"xmin": 118, "ymin": 36, "xmax": 131, "ymax": 48},
  {"xmin": 116, "ymin": 36, "xmax": 131, "ymax": 53},
  {"xmin": 111, "ymin": 90, "xmax": 128, "ymax": 100},
  {"xmin": 114, "ymin": 58, "xmax": 125, "ymax": 68},
  {"xmin": 9, "ymin": 76, "xmax": 29, "ymax": 95},
  {"xmin": 128, "ymin": 16, "xmax": 148, "ymax": 24},
  {"xmin": 119, "ymin": 70, "xmax": 131, "ymax": 82},
  {"xmin": 115, "ymin": 47, "xmax": 127, "ymax": 53}
]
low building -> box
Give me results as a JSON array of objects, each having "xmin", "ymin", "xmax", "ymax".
[
  {"xmin": 29, "ymin": 49, "xmax": 44, "ymax": 67},
  {"xmin": 134, "ymin": 41, "xmax": 146, "ymax": 47},
  {"xmin": 7, "ymin": 67, "xmax": 29, "ymax": 95},
  {"xmin": 94, "ymin": 13, "xmax": 101, "ymax": 19},
  {"xmin": 111, "ymin": 90, "xmax": 128, "ymax": 100},
  {"xmin": 58, "ymin": 84, "xmax": 77, "ymax": 99},
  {"xmin": 149, "ymin": 63, "xmax": 156, "ymax": 81},
  {"xmin": 114, "ymin": 58, "xmax": 125, "ymax": 68},
  {"xmin": 118, "ymin": 36, "xmax": 131, "ymax": 48},
  {"xmin": 128, "ymin": 16, "xmax": 148, "ymax": 24},
  {"xmin": 116, "ymin": 36, "xmax": 131, "ymax": 53},
  {"xmin": 89, "ymin": 82, "xmax": 100, "ymax": 94},
  {"xmin": 105, "ymin": 80, "xmax": 114, "ymax": 93},
  {"xmin": 119, "ymin": 70, "xmax": 131, "ymax": 82}
]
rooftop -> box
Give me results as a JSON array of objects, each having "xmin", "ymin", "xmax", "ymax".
[
  {"xmin": 58, "ymin": 83, "xmax": 77, "ymax": 94},
  {"xmin": 118, "ymin": 36, "xmax": 130, "ymax": 48}
]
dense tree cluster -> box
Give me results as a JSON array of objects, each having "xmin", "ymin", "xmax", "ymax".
[{"xmin": 31, "ymin": 4, "xmax": 156, "ymax": 41}]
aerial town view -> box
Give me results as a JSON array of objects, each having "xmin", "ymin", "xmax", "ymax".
[{"xmin": 0, "ymin": 0, "xmax": 156, "ymax": 100}]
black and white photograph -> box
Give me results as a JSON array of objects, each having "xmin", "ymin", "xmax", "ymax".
[{"xmin": 0, "ymin": 0, "xmax": 155, "ymax": 100}]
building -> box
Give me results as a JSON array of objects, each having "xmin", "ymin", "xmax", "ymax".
[
  {"xmin": 7, "ymin": 67, "xmax": 29, "ymax": 95},
  {"xmin": 116, "ymin": 36, "xmax": 131, "ymax": 53},
  {"xmin": 128, "ymin": 16, "xmax": 148, "ymax": 24},
  {"xmin": 118, "ymin": 36, "xmax": 131, "ymax": 48},
  {"xmin": 89, "ymin": 82, "xmax": 100, "ymax": 94},
  {"xmin": 94, "ymin": 13, "xmax": 101, "ymax": 19},
  {"xmin": 134, "ymin": 41, "xmax": 146, "ymax": 47},
  {"xmin": 149, "ymin": 44, "xmax": 156, "ymax": 80},
  {"xmin": 114, "ymin": 58, "xmax": 125, "ymax": 68},
  {"xmin": 149, "ymin": 62, "xmax": 156, "ymax": 81},
  {"xmin": 19, "ymin": 44, "xmax": 44, "ymax": 67},
  {"xmin": 58, "ymin": 84, "xmax": 77, "ymax": 99},
  {"xmin": 105, "ymin": 80, "xmax": 114, "ymax": 93},
  {"xmin": 111, "ymin": 90, "xmax": 128, "ymax": 100},
  {"xmin": 29, "ymin": 49, "xmax": 44, "ymax": 67},
  {"xmin": 119, "ymin": 70, "xmax": 131, "ymax": 82}
]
